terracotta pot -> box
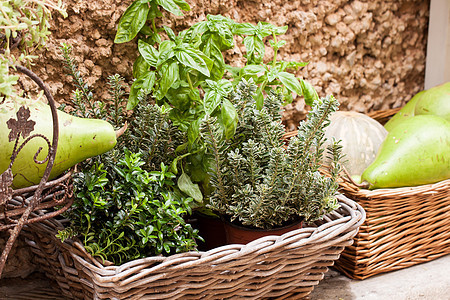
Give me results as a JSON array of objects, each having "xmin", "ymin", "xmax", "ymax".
[
  {"xmin": 191, "ymin": 211, "xmax": 227, "ymax": 251},
  {"xmin": 223, "ymin": 219, "xmax": 303, "ymax": 245}
]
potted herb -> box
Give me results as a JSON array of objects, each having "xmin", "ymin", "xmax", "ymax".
[
  {"xmin": 202, "ymin": 78, "xmax": 343, "ymax": 244},
  {"xmin": 113, "ymin": 0, "xmax": 323, "ymax": 248}
]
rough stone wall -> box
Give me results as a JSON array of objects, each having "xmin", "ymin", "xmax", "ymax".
[{"xmin": 31, "ymin": 0, "xmax": 428, "ymax": 131}]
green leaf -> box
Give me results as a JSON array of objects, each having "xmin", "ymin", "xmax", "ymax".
[
  {"xmin": 277, "ymin": 72, "xmax": 302, "ymax": 95},
  {"xmin": 233, "ymin": 23, "xmax": 256, "ymax": 35},
  {"xmin": 188, "ymin": 119, "xmax": 201, "ymax": 144},
  {"xmin": 300, "ymin": 79, "xmax": 319, "ymax": 106},
  {"xmin": 164, "ymin": 26, "xmax": 176, "ymax": 41},
  {"xmin": 165, "ymin": 84, "xmax": 191, "ymax": 110},
  {"xmin": 221, "ymin": 99, "xmax": 238, "ymax": 139},
  {"xmin": 203, "ymin": 90, "xmax": 222, "ymax": 116},
  {"xmin": 177, "ymin": 172, "xmax": 203, "ymax": 202},
  {"xmin": 267, "ymin": 68, "xmax": 280, "ymax": 82},
  {"xmin": 156, "ymin": 50, "xmax": 176, "ymax": 67},
  {"xmin": 156, "ymin": 62, "xmax": 179, "ymax": 100},
  {"xmin": 278, "ymin": 61, "xmax": 309, "ymax": 70},
  {"xmin": 201, "ymin": 41, "xmax": 225, "ymax": 81},
  {"xmin": 114, "ymin": 1, "xmax": 150, "ymax": 43},
  {"xmin": 127, "ymin": 71, "xmax": 156, "ymax": 109},
  {"xmin": 156, "ymin": 0, "xmax": 184, "ymax": 16},
  {"xmin": 138, "ymin": 39, "xmax": 159, "ymax": 66},
  {"xmin": 242, "ymin": 65, "xmax": 266, "ymax": 76},
  {"xmin": 243, "ymin": 36, "xmax": 255, "ymax": 58},
  {"xmin": 255, "ymin": 80, "xmax": 267, "ymax": 110},
  {"xmin": 203, "ymin": 79, "xmax": 232, "ymax": 115},
  {"xmin": 173, "ymin": 0, "xmax": 191, "ymax": 11},
  {"xmin": 272, "ymin": 25, "xmax": 288, "ymax": 35},
  {"xmin": 224, "ymin": 64, "xmax": 241, "ymax": 79},
  {"xmin": 175, "ymin": 47, "xmax": 211, "ymax": 77},
  {"xmin": 269, "ymin": 39, "xmax": 286, "ymax": 49},
  {"xmin": 148, "ymin": 1, "xmax": 163, "ymax": 18},
  {"xmin": 170, "ymin": 157, "xmax": 179, "ymax": 175}
]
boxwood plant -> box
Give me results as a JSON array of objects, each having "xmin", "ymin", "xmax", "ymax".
[{"xmin": 58, "ymin": 46, "xmax": 201, "ymax": 265}]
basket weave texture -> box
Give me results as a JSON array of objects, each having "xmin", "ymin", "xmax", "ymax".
[
  {"xmin": 332, "ymin": 109, "xmax": 450, "ymax": 280},
  {"xmin": 333, "ymin": 176, "xmax": 450, "ymax": 280},
  {"xmin": 24, "ymin": 195, "xmax": 364, "ymax": 299}
]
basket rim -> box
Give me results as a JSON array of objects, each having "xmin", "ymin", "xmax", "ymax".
[
  {"xmin": 339, "ymin": 177, "xmax": 450, "ymax": 198},
  {"xmin": 31, "ymin": 194, "xmax": 365, "ymax": 276}
]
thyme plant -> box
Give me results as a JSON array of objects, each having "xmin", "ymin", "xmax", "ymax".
[{"xmin": 203, "ymin": 79, "xmax": 343, "ymax": 229}]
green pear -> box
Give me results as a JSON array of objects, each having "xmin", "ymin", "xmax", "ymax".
[
  {"xmin": 414, "ymin": 82, "xmax": 450, "ymax": 121},
  {"xmin": 362, "ymin": 115, "xmax": 450, "ymax": 189},
  {"xmin": 384, "ymin": 90, "xmax": 425, "ymax": 132},
  {"xmin": 1, "ymin": 99, "xmax": 117, "ymax": 189}
]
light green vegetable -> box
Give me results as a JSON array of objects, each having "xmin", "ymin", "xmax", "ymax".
[
  {"xmin": 362, "ymin": 115, "xmax": 450, "ymax": 189},
  {"xmin": 1, "ymin": 99, "xmax": 117, "ymax": 189},
  {"xmin": 384, "ymin": 90, "xmax": 424, "ymax": 132},
  {"xmin": 414, "ymin": 82, "xmax": 450, "ymax": 121}
]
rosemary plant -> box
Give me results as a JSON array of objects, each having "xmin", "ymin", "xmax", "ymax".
[{"xmin": 203, "ymin": 79, "xmax": 343, "ymax": 229}]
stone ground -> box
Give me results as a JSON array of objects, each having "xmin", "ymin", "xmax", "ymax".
[
  {"xmin": 310, "ymin": 255, "xmax": 450, "ymax": 300},
  {"xmin": 0, "ymin": 255, "xmax": 449, "ymax": 299}
]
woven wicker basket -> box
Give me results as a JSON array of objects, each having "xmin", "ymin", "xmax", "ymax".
[
  {"xmin": 330, "ymin": 109, "xmax": 450, "ymax": 279},
  {"xmin": 333, "ymin": 177, "xmax": 450, "ymax": 280},
  {"xmin": 24, "ymin": 195, "xmax": 364, "ymax": 299}
]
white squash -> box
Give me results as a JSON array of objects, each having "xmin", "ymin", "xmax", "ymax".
[{"xmin": 323, "ymin": 111, "xmax": 388, "ymax": 183}]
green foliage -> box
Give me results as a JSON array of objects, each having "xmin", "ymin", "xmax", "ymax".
[
  {"xmin": 58, "ymin": 47, "xmax": 201, "ymax": 264},
  {"xmin": 1, "ymin": 0, "xmax": 66, "ymax": 99},
  {"xmin": 203, "ymin": 79, "xmax": 343, "ymax": 229},
  {"xmin": 114, "ymin": 1, "xmax": 319, "ymax": 199},
  {"xmin": 60, "ymin": 151, "xmax": 200, "ymax": 264},
  {"xmin": 115, "ymin": 0, "xmax": 313, "ymax": 119}
]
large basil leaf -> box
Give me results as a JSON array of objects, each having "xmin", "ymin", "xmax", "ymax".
[
  {"xmin": 133, "ymin": 55, "xmax": 150, "ymax": 79},
  {"xmin": 202, "ymin": 41, "xmax": 225, "ymax": 81},
  {"xmin": 221, "ymin": 98, "xmax": 238, "ymax": 139},
  {"xmin": 138, "ymin": 39, "xmax": 159, "ymax": 66},
  {"xmin": 203, "ymin": 90, "xmax": 222, "ymax": 116},
  {"xmin": 114, "ymin": 1, "xmax": 150, "ymax": 43},
  {"xmin": 175, "ymin": 47, "xmax": 211, "ymax": 77},
  {"xmin": 204, "ymin": 79, "xmax": 232, "ymax": 115},
  {"xmin": 233, "ymin": 23, "xmax": 256, "ymax": 36},
  {"xmin": 178, "ymin": 172, "xmax": 203, "ymax": 203},
  {"xmin": 156, "ymin": 0, "xmax": 184, "ymax": 16},
  {"xmin": 156, "ymin": 61, "xmax": 179, "ymax": 100},
  {"xmin": 173, "ymin": 0, "xmax": 191, "ymax": 11},
  {"xmin": 277, "ymin": 72, "xmax": 302, "ymax": 96},
  {"xmin": 187, "ymin": 119, "xmax": 201, "ymax": 145},
  {"xmin": 127, "ymin": 71, "xmax": 156, "ymax": 109}
]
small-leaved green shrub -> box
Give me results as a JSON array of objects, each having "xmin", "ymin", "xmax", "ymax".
[{"xmin": 57, "ymin": 46, "xmax": 201, "ymax": 265}]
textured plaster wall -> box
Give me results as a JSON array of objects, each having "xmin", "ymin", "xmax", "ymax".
[{"xmin": 31, "ymin": 0, "xmax": 429, "ymax": 130}]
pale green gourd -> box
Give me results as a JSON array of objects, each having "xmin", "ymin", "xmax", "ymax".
[
  {"xmin": 384, "ymin": 90, "xmax": 425, "ymax": 132},
  {"xmin": 362, "ymin": 115, "xmax": 450, "ymax": 189},
  {"xmin": 414, "ymin": 82, "xmax": 450, "ymax": 121},
  {"xmin": 1, "ymin": 99, "xmax": 117, "ymax": 189}
]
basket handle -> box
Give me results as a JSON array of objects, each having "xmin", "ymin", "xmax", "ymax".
[{"xmin": 0, "ymin": 65, "xmax": 59, "ymax": 277}]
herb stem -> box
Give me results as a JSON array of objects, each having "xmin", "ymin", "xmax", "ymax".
[{"xmin": 271, "ymin": 32, "xmax": 278, "ymax": 68}]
